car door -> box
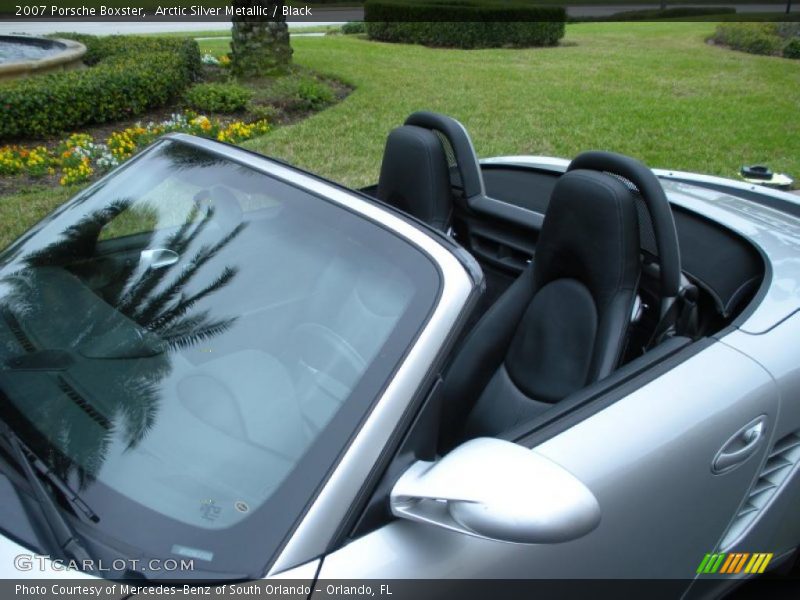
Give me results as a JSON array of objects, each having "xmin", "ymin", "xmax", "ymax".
[{"xmin": 314, "ymin": 339, "xmax": 778, "ymax": 585}]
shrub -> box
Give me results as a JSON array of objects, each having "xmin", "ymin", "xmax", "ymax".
[
  {"xmin": 572, "ymin": 7, "xmax": 736, "ymax": 22},
  {"xmin": 364, "ymin": 1, "xmax": 565, "ymax": 48},
  {"xmin": 248, "ymin": 103, "xmax": 281, "ymax": 122},
  {"xmin": 296, "ymin": 79, "xmax": 336, "ymax": 110},
  {"xmin": 261, "ymin": 74, "xmax": 337, "ymax": 111},
  {"xmin": 784, "ymin": 38, "xmax": 800, "ymax": 60},
  {"xmin": 51, "ymin": 33, "xmax": 202, "ymax": 79},
  {"xmin": 185, "ymin": 82, "xmax": 253, "ymax": 113},
  {"xmin": 0, "ymin": 35, "xmax": 201, "ymax": 140},
  {"xmin": 710, "ymin": 23, "xmax": 783, "ymax": 56},
  {"xmin": 342, "ymin": 21, "xmax": 367, "ymax": 34},
  {"xmin": 710, "ymin": 23, "xmax": 800, "ymax": 59},
  {"xmin": 775, "ymin": 23, "xmax": 800, "ymax": 40}
]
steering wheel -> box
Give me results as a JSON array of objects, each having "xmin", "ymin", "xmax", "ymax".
[
  {"xmin": 567, "ymin": 151, "xmax": 683, "ymax": 318},
  {"xmin": 288, "ymin": 322, "xmax": 366, "ymax": 406}
]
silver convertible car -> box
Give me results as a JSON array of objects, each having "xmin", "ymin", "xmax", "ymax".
[{"xmin": 0, "ymin": 112, "xmax": 798, "ymax": 597}]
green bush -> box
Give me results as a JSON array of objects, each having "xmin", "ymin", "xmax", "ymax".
[
  {"xmin": 572, "ymin": 7, "xmax": 735, "ymax": 22},
  {"xmin": 296, "ymin": 79, "xmax": 336, "ymax": 110},
  {"xmin": 364, "ymin": 1, "xmax": 566, "ymax": 48},
  {"xmin": 185, "ymin": 82, "xmax": 252, "ymax": 113},
  {"xmin": 784, "ymin": 38, "xmax": 800, "ymax": 59},
  {"xmin": 248, "ymin": 103, "xmax": 281, "ymax": 122},
  {"xmin": 342, "ymin": 21, "xmax": 367, "ymax": 34},
  {"xmin": 711, "ymin": 23, "xmax": 783, "ymax": 56},
  {"xmin": 0, "ymin": 35, "xmax": 201, "ymax": 140},
  {"xmin": 775, "ymin": 23, "xmax": 800, "ymax": 39},
  {"xmin": 262, "ymin": 74, "xmax": 337, "ymax": 111},
  {"xmin": 52, "ymin": 33, "xmax": 200, "ymax": 73}
]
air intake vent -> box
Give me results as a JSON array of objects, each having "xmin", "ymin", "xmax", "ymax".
[
  {"xmin": 720, "ymin": 431, "xmax": 800, "ymax": 549},
  {"xmin": 57, "ymin": 377, "xmax": 111, "ymax": 430},
  {"xmin": 3, "ymin": 310, "xmax": 36, "ymax": 353}
]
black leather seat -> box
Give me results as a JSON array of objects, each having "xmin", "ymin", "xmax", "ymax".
[
  {"xmin": 376, "ymin": 125, "xmax": 454, "ymax": 233},
  {"xmin": 440, "ymin": 168, "xmax": 641, "ymax": 449}
]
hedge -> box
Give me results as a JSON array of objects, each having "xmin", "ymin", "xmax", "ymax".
[
  {"xmin": 185, "ymin": 82, "xmax": 253, "ymax": 113},
  {"xmin": 784, "ymin": 38, "xmax": 800, "ymax": 60},
  {"xmin": 342, "ymin": 21, "xmax": 367, "ymax": 34},
  {"xmin": 571, "ymin": 7, "xmax": 736, "ymax": 22},
  {"xmin": 0, "ymin": 35, "xmax": 201, "ymax": 140},
  {"xmin": 364, "ymin": 2, "xmax": 566, "ymax": 48},
  {"xmin": 710, "ymin": 23, "xmax": 792, "ymax": 58}
]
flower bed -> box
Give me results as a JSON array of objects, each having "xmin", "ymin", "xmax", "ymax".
[
  {"xmin": 0, "ymin": 113, "xmax": 269, "ymax": 187},
  {"xmin": 201, "ymin": 52, "xmax": 231, "ymax": 67}
]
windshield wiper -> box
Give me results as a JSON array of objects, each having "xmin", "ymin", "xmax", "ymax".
[{"xmin": 0, "ymin": 422, "xmax": 94, "ymax": 565}]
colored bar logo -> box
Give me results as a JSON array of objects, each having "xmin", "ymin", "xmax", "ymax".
[{"xmin": 697, "ymin": 552, "xmax": 773, "ymax": 574}]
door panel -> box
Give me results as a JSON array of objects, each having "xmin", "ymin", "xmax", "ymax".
[
  {"xmin": 456, "ymin": 166, "xmax": 557, "ymax": 280},
  {"xmin": 713, "ymin": 316, "xmax": 800, "ymax": 559},
  {"xmin": 451, "ymin": 165, "xmax": 559, "ymax": 316},
  {"xmin": 318, "ymin": 342, "xmax": 777, "ymax": 580},
  {"xmin": 466, "ymin": 220, "xmax": 535, "ymax": 275},
  {"xmin": 481, "ymin": 165, "xmax": 558, "ymax": 214}
]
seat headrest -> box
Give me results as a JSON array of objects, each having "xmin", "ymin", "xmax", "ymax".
[
  {"xmin": 194, "ymin": 186, "xmax": 243, "ymax": 232},
  {"xmin": 376, "ymin": 125, "xmax": 453, "ymax": 233},
  {"xmin": 533, "ymin": 169, "xmax": 640, "ymax": 305}
]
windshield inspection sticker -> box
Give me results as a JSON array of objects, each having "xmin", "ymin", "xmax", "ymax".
[{"xmin": 171, "ymin": 544, "xmax": 214, "ymax": 562}]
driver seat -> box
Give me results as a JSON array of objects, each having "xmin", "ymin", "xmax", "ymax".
[{"xmin": 440, "ymin": 168, "xmax": 641, "ymax": 449}]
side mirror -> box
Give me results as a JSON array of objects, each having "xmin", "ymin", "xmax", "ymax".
[{"xmin": 390, "ymin": 438, "xmax": 600, "ymax": 544}]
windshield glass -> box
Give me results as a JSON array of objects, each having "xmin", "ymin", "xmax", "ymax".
[{"xmin": 0, "ymin": 140, "xmax": 440, "ymax": 576}]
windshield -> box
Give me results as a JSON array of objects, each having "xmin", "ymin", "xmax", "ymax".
[{"xmin": 0, "ymin": 139, "xmax": 440, "ymax": 577}]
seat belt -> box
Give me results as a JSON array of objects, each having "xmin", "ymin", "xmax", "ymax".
[{"xmin": 647, "ymin": 284, "xmax": 699, "ymax": 349}]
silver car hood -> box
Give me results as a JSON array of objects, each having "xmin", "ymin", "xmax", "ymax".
[{"xmin": 483, "ymin": 156, "xmax": 800, "ymax": 335}]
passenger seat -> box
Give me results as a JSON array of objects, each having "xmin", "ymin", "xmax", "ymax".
[{"xmin": 376, "ymin": 124, "xmax": 454, "ymax": 233}]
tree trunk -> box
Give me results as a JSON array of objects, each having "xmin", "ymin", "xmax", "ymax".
[{"xmin": 230, "ymin": 0, "xmax": 293, "ymax": 78}]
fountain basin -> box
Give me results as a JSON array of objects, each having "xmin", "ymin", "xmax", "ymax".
[{"xmin": 0, "ymin": 35, "xmax": 87, "ymax": 82}]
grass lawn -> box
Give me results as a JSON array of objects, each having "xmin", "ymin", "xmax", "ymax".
[
  {"xmin": 237, "ymin": 23, "xmax": 799, "ymax": 189},
  {"xmin": 0, "ymin": 22, "xmax": 798, "ymax": 249},
  {"xmin": 663, "ymin": 13, "xmax": 800, "ymax": 21},
  {"xmin": 0, "ymin": 185, "xmax": 74, "ymax": 249}
]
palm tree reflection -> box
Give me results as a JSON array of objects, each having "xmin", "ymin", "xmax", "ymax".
[{"xmin": 0, "ymin": 160, "xmax": 246, "ymax": 487}]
